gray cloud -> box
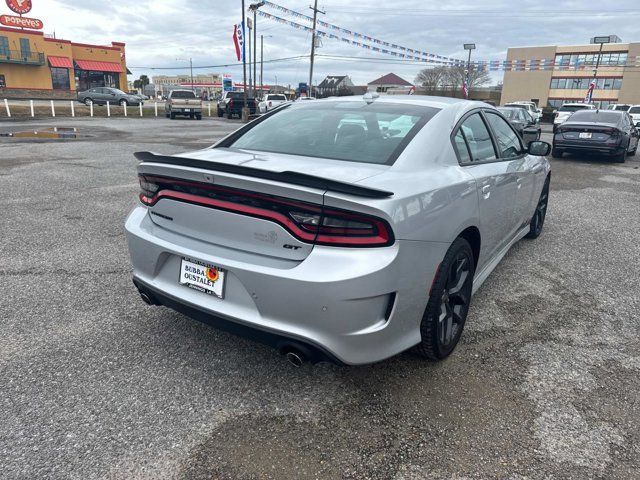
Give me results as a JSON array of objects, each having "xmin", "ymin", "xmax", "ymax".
[{"xmin": 34, "ymin": 0, "xmax": 640, "ymax": 87}]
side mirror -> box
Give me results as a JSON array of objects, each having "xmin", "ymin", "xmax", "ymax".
[{"xmin": 528, "ymin": 140, "xmax": 551, "ymax": 157}]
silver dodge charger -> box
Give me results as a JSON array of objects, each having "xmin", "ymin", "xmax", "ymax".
[{"xmin": 125, "ymin": 95, "xmax": 551, "ymax": 366}]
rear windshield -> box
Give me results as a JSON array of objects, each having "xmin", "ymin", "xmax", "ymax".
[
  {"xmin": 268, "ymin": 95, "xmax": 287, "ymax": 101},
  {"xmin": 569, "ymin": 111, "xmax": 621, "ymax": 123},
  {"xmin": 628, "ymin": 107, "xmax": 640, "ymax": 114},
  {"xmin": 559, "ymin": 105, "xmax": 590, "ymax": 112},
  {"xmin": 228, "ymin": 92, "xmax": 245, "ymax": 99},
  {"xmin": 505, "ymin": 104, "xmax": 527, "ymax": 110},
  {"xmin": 227, "ymin": 102, "xmax": 440, "ymax": 165},
  {"xmin": 171, "ymin": 91, "xmax": 196, "ymax": 99},
  {"xmin": 497, "ymin": 108, "xmax": 518, "ymax": 119},
  {"xmin": 615, "ymin": 105, "xmax": 631, "ymax": 111}
]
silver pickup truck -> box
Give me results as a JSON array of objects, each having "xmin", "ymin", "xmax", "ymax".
[{"xmin": 165, "ymin": 90, "xmax": 202, "ymax": 120}]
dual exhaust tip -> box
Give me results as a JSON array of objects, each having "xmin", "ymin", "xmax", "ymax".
[{"xmin": 138, "ymin": 288, "xmax": 309, "ymax": 367}]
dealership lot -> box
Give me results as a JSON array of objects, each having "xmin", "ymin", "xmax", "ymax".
[{"xmin": 1, "ymin": 117, "xmax": 639, "ymax": 479}]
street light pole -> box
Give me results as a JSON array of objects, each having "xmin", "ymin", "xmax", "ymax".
[
  {"xmin": 249, "ymin": 3, "xmax": 265, "ymax": 99},
  {"xmin": 463, "ymin": 43, "xmax": 476, "ymax": 100},
  {"xmin": 190, "ymin": 58, "xmax": 194, "ymax": 93},
  {"xmin": 588, "ymin": 36, "xmax": 612, "ymax": 105},
  {"xmin": 260, "ymin": 34, "xmax": 264, "ymax": 95}
]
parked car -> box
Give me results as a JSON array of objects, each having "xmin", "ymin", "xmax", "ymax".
[
  {"xmin": 497, "ymin": 106, "xmax": 541, "ymax": 145},
  {"xmin": 258, "ymin": 94, "xmax": 289, "ymax": 114},
  {"xmin": 165, "ymin": 90, "xmax": 202, "ymax": 120},
  {"xmin": 627, "ymin": 105, "xmax": 640, "ymax": 124},
  {"xmin": 552, "ymin": 109, "xmax": 639, "ymax": 162},
  {"xmin": 77, "ymin": 87, "xmax": 142, "ymax": 106},
  {"xmin": 217, "ymin": 91, "xmax": 257, "ymax": 119},
  {"xmin": 553, "ymin": 103, "xmax": 596, "ymax": 132},
  {"xmin": 607, "ymin": 104, "xmax": 631, "ymax": 112},
  {"xmin": 126, "ymin": 96, "xmax": 551, "ymax": 366},
  {"xmin": 505, "ymin": 101, "xmax": 542, "ymax": 122}
]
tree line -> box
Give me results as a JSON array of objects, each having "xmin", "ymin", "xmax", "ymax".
[{"xmin": 415, "ymin": 65, "xmax": 491, "ymax": 95}]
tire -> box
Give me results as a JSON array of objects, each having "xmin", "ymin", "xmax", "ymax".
[
  {"xmin": 196, "ymin": 114, "xmax": 202, "ymax": 120},
  {"xmin": 170, "ymin": 112, "xmax": 176, "ymax": 120},
  {"xmin": 217, "ymin": 108, "xmax": 223, "ymax": 118},
  {"xmin": 414, "ymin": 238, "xmax": 475, "ymax": 361},
  {"xmin": 614, "ymin": 150, "xmax": 626, "ymax": 163},
  {"xmin": 165, "ymin": 112, "xmax": 170, "ymax": 118},
  {"xmin": 551, "ymin": 148, "xmax": 563, "ymax": 158},
  {"xmin": 526, "ymin": 178, "xmax": 549, "ymax": 239},
  {"xmin": 226, "ymin": 111, "xmax": 233, "ymax": 120},
  {"xmin": 84, "ymin": 98, "xmax": 93, "ymax": 106}
]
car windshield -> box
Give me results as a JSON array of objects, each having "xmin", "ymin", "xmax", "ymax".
[
  {"xmin": 559, "ymin": 105, "xmax": 590, "ymax": 112},
  {"xmin": 172, "ymin": 91, "xmax": 196, "ymax": 99},
  {"xmin": 228, "ymin": 92, "xmax": 244, "ymax": 99},
  {"xmin": 569, "ymin": 111, "xmax": 621, "ymax": 123},
  {"xmin": 498, "ymin": 108, "xmax": 518, "ymax": 120},
  {"xmin": 268, "ymin": 95, "xmax": 287, "ymax": 101},
  {"xmin": 227, "ymin": 101, "xmax": 440, "ymax": 165},
  {"xmin": 615, "ymin": 105, "xmax": 631, "ymax": 111},
  {"xmin": 628, "ymin": 107, "xmax": 640, "ymax": 114}
]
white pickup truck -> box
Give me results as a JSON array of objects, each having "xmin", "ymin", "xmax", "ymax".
[{"xmin": 258, "ymin": 94, "xmax": 289, "ymax": 114}]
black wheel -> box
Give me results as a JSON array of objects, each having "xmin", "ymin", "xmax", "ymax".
[
  {"xmin": 217, "ymin": 108, "xmax": 223, "ymax": 118},
  {"xmin": 196, "ymin": 114, "xmax": 202, "ymax": 120},
  {"xmin": 165, "ymin": 112, "xmax": 170, "ymax": 118},
  {"xmin": 226, "ymin": 111, "xmax": 233, "ymax": 120},
  {"xmin": 415, "ymin": 238, "xmax": 475, "ymax": 361},
  {"xmin": 526, "ymin": 178, "xmax": 549, "ymax": 239},
  {"xmin": 170, "ymin": 112, "xmax": 176, "ymax": 120},
  {"xmin": 551, "ymin": 148, "xmax": 563, "ymax": 158},
  {"xmin": 614, "ymin": 149, "xmax": 626, "ymax": 163},
  {"xmin": 84, "ymin": 98, "xmax": 93, "ymax": 106}
]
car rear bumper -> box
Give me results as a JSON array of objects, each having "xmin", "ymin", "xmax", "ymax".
[
  {"xmin": 553, "ymin": 138, "xmax": 624, "ymax": 155},
  {"xmin": 125, "ymin": 206, "xmax": 447, "ymax": 365}
]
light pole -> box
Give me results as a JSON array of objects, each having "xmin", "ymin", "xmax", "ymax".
[
  {"xmin": 241, "ymin": 0, "xmax": 249, "ymax": 121},
  {"xmin": 176, "ymin": 57, "xmax": 194, "ymax": 93},
  {"xmin": 260, "ymin": 34, "xmax": 273, "ymax": 95},
  {"xmin": 308, "ymin": 0, "xmax": 325, "ymax": 98},
  {"xmin": 249, "ymin": 2, "xmax": 265, "ymax": 99},
  {"xmin": 463, "ymin": 43, "xmax": 476, "ymax": 100},
  {"xmin": 588, "ymin": 36, "xmax": 612, "ymax": 104}
]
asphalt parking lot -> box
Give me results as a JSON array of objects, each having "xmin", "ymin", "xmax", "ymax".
[{"xmin": 1, "ymin": 116, "xmax": 639, "ymax": 479}]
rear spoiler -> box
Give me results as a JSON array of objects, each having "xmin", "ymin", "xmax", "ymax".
[{"xmin": 134, "ymin": 151, "xmax": 394, "ymax": 199}]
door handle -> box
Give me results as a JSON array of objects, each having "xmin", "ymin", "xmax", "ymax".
[
  {"xmin": 482, "ymin": 184, "xmax": 491, "ymax": 199},
  {"xmin": 516, "ymin": 177, "xmax": 523, "ymax": 189}
]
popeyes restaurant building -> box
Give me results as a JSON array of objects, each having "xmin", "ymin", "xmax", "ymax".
[{"xmin": 0, "ymin": 1, "xmax": 128, "ymax": 99}]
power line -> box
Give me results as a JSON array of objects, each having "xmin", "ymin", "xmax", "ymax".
[{"xmin": 128, "ymin": 55, "xmax": 309, "ymax": 70}]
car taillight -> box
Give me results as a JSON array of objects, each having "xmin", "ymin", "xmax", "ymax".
[{"xmin": 138, "ymin": 175, "xmax": 394, "ymax": 247}]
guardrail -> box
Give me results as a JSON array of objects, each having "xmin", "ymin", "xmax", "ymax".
[{"xmin": 1, "ymin": 99, "xmax": 221, "ymax": 119}]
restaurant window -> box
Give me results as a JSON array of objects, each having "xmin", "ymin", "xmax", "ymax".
[
  {"xmin": 51, "ymin": 67, "xmax": 70, "ymax": 90},
  {"xmin": 19, "ymin": 38, "xmax": 30, "ymax": 58},
  {"xmin": 0, "ymin": 74, "xmax": 5, "ymax": 88},
  {"xmin": 0, "ymin": 36, "xmax": 8, "ymax": 57}
]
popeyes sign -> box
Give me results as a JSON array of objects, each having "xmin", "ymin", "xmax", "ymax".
[
  {"xmin": 1, "ymin": 14, "xmax": 42, "ymax": 29},
  {"xmin": 6, "ymin": 0, "xmax": 32, "ymax": 15}
]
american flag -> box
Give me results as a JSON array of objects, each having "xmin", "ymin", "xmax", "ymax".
[
  {"xmin": 585, "ymin": 80, "xmax": 596, "ymax": 103},
  {"xmin": 463, "ymin": 79, "xmax": 469, "ymax": 99}
]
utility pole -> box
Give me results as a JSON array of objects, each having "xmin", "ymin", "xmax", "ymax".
[
  {"xmin": 260, "ymin": 35, "xmax": 264, "ymax": 95},
  {"xmin": 308, "ymin": 0, "xmax": 325, "ymax": 98},
  {"xmin": 241, "ymin": 0, "xmax": 249, "ymax": 122},
  {"xmin": 248, "ymin": 20, "xmax": 252, "ymax": 98},
  {"xmin": 463, "ymin": 43, "xmax": 476, "ymax": 100},
  {"xmin": 248, "ymin": 3, "xmax": 265, "ymax": 99},
  {"xmin": 190, "ymin": 58, "xmax": 194, "ymax": 93}
]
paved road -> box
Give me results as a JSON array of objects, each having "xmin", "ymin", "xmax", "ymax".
[{"xmin": 1, "ymin": 117, "xmax": 639, "ymax": 479}]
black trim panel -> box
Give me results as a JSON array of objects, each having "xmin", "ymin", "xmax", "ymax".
[{"xmin": 135, "ymin": 151, "xmax": 394, "ymax": 199}]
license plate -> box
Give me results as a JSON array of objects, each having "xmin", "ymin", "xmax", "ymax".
[
  {"xmin": 579, "ymin": 132, "xmax": 592, "ymax": 139},
  {"xmin": 179, "ymin": 258, "xmax": 225, "ymax": 298},
  {"xmin": 184, "ymin": 108, "xmax": 191, "ymax": 112}
]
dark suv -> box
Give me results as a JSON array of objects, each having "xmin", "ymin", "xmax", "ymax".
[{"xmin": 77, "ymin": 88, "xmax": 143, "ymax": 106}]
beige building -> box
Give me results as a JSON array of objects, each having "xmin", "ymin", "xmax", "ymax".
[
  {"xmin": 152, "ymin": 73, "xmax": 221, "ymax": 88},
  {"xmin": 502, "ymin": 41, "xmax": 640, "ymax": 109}
]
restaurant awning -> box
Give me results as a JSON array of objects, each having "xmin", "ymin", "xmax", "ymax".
[
  {"xmin": 48, "ymin": 56, "xmax": 73, "ymax": 69},
  {"xmin": 74, "ymin": 60, "xmax": 123, "ymax": 73}
]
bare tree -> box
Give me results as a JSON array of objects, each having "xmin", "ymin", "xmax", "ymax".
[
  {"xmin": 415, "ymin": 66, "xmax": 447, "ymax": 94},
  {"xmin": 442, "ymin": 66, "xmax": 491, "ymax": 96}
]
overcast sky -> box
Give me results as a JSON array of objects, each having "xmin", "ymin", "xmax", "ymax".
[{"xmin": 29, "ymin": 0, "xmax": 640, "ymax": 87}]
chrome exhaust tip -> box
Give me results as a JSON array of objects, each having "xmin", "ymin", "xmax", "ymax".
[{"xmin": 285, "ymin": 351, "xmax": 305, "ymax": 367}]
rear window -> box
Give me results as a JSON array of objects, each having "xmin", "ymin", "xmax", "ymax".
[
  {"xmin": 615, "ymin": 105, "xmax": 631, "ymax": 111},
  {"xmin": 569, "ymin": 111, "xmax": 621, "ymax": 123},
  {"xmin": 228, "ymin": 92, "xmax": 244, "ymax": 99},
  {"xmin": 628, "ymin": 107, "xmax": 640, "ymax": 114},
  {"xmin": 498, "ymin": 108, "xmax": 517, "ymax": 119},
  {"xmin": 268, "ymin": 95, "xmax": 287, "ymax": 101},
  {"xmin": 559, "ymin": 105, "xmax": 590, "ymax": 112},
  {"xmin": 226, "ymin": 102, "xmax": 440, "ymax": 165},
  {"xmin": 171, "ymin": 91, "xmax": 196, "ymax": 99}
]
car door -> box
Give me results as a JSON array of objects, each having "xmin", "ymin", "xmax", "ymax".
[
  {"xmin": 484, "ymin": 111, "xmax": 536, "ymax": 231},
  {"xmin": 453, "ymin": 112, "xmax": 519, "ymax": 265}
]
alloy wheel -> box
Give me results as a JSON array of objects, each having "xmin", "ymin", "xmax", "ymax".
[
  {"xmin": 531, "ymin": 187, "xmax": 548, "ymax": 236},
  {"xmin": 438, "ymin": 252, "xmax": 472, "ymax": 348}
]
